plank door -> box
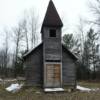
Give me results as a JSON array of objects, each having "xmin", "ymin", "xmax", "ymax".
[{"xmin": 45, "ymin": 64, "xmax": 61, "ymax": 88}]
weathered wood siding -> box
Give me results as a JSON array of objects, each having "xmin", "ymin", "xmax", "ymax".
[
  {"xmin": 24, "ymin": 44, "xmax": 43, "ymax": 86},
  {"xmin": 42, "ymin": 27, "xmax": 63, "ymax": 88},
  {"xmin": 43, "ymin": 27, "xmax": 62, "ymax": 61},
  {"xmin": 23, "ymin": 44, "xmax": 77, "ymax": 87},
  {"xmin": 44, "ymin": 64, "xmax": 61, "ymax": 88},
  {"xmin": 62, "ymin": 46, "xmax": 76, "ymax": 87}
]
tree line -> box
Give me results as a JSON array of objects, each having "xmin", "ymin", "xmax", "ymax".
[
  {"xmin": 0, "ymin": 0, "xmax": 100, "ymax": 80},
  {"xmin": 63, "ymin": 0, "xmax": 100, "ymax": 80},
  {"xmin": 0, "ymin": 9, "xmax": 40, "ymax": 78},
  {"xmin": 63, "ymin": 28, "xmax": 100, "ymax": 80}
]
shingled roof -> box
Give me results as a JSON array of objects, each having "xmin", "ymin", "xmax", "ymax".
[{"xmin": 41, "ymin": 0, "xmax": 63, "ymax": 33}]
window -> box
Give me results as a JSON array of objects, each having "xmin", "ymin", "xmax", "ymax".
[{"xmin": 49, "ymin": 29, "xmax": 56, "ymax": 37}]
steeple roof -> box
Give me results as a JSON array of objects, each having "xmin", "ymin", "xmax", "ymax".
[{"xmin": 41, "ymin": 0, "xmax": 63, "ymax": 33}]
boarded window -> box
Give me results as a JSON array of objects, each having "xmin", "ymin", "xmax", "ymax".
[
  {"xmin": 49, "ymin": 29, "xmax": 56, "ymax": 37},
  {"xmin": 45, "ymin": 64, "xmax": 61, "ymax": 87}
]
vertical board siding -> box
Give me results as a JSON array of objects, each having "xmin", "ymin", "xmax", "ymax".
[
  {"xmin": 24, "ymin": 44, "xmax": 43, "ymax": 86},
  {"xmin": 62, "ymin": 46, "xmax": 76, "ymax": 86},
  {"xmin": 24, "ymin": 44, "xmax": 77, "ymax": 87},
  {"xmin": 45, "ymin": 64, "xmax": 61, "ymax": 88},
  {"xmin": 43, "ymin": 27, "xmax": 62, "ymax": 61}
]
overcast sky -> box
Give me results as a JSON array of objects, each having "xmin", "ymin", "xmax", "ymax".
[
  {"xmin": 0, "ymin": 0, "xmax": 90, "ymax": 29},
  {"xmin": 0, "ymin": 0, "xmax": 94, "ymax": 49}
]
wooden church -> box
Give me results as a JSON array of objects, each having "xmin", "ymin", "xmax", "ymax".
[{"xmin": 23, "ymin": 0, "xmax": 77, "ymax": 90}]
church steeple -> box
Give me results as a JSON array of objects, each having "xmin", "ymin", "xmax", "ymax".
[
  {"xmin": 41, "ymin": 0, "xmax": 63, "ymax": 33},
  {"xmin": 41, "ymin": 0, "xmax": 63, "ymax": 88}
]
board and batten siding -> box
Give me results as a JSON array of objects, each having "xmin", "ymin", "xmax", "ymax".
[
  {"xmin": 43, "ymin": 27, "xmax": 62, "ymax": 61},
  {"xmin": 62, "ymin": 46, "xmax": 76, "ymax": 87},
  {"xmin": 24, "ymin": 44, "xmax": 43, "ymax": 86},
  {"xmin": 23, "ymin": 44, "xmax": 77, "ymax": 87}
]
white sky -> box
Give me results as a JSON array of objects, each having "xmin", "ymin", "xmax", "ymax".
[
  {"xmin": 0, "ymin": 0, "xmax": 90, "ymax": 29},
  {"xmin": 0, "ymin": 0, "xmax": 94, "ymax": 49}
]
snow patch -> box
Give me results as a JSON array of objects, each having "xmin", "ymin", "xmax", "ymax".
[
  {"xmin": 77, "ymin": 85, "xmax": 100, "ymax": 92},
  {"xmin": 6, "ymin": 83, "xmax": 23, "ymax": 93},
  {"xmin": 77, "ymin": 85, "xmax": 91, "ymax": 92},
  {"xmin": 44, "ymin": 88, "xmax": 64, "ymax": 92},
  {"xmin": 0, "ymin": 78, "xmax": 3, "ymax": 82}
]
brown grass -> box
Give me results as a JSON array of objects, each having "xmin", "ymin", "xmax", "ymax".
[{"xmin": 0, "ymin": 81, "xmax": 100, "ymax": 100}]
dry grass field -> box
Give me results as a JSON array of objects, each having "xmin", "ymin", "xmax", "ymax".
[{"xmin": 0, "ymin": 81, "xmax": 100, "ymax": 100}]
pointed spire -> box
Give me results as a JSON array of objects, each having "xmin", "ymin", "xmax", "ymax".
[{"xmin": 41, "ymin": 0, "xmax": 63, "ymax": 33}]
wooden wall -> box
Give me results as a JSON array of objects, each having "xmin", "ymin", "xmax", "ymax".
[
  {"xmin": 43, "ymin": 27, "xmax": 62, "ymax": 61},
  {"xmin": 24, "ymin": 44, "xmax": 43, "ymax": 86},
  {"xmin": 42, "ymin": 27, "xmax": 62, "ymax": 88},
  {"xmin": 23, "ymin": 44, "xmax": 77, "ymax": 88},
  {"xmin": 62, "ymin": 46, "xmax": 76, "ymax": 87},
  {"xmin": 44, "ymin": 63, "xmax": 61, "ymax": 88}
]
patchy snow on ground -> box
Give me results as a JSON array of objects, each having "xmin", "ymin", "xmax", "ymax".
[
  {"xmin": 0, "ymin": 78, "xmax": 3, "ymax": 84},
  {"xmin": 0, "ymin": 78, "xmax": 3, "ymax": 82},
  {"xmin": 6, "ymin": 83, "xmax": 23, "ymax": 93},
  {"xmin": 77, "ymin": 85, "xmax": 91, "ymax": 92},
  {"xmin": 44, "ymin": 88, "xmax": 64, "ymax": 92},
  {"xmin": 77, "ymin": 85, "xmax": 100, "ymax": 92},
  {"xmin": 5, "ymin": 79, "xmax": 17, "ymax": 82}
]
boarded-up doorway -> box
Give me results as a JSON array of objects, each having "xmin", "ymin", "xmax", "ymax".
[{"xmin": 44, "ymin": 64, "xmax": 61, "ymax": 88}]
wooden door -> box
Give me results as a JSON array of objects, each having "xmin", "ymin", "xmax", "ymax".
[{"xmin": 45, "ymin": 64, "xmax": 61, "ymax": 88}]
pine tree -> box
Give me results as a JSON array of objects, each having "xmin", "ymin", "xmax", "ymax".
[
  {"xmin": 63, "ymin": 34, "xmax": 74, "ymax": 50},
  {"xmin": 83, "ymin": 28, "xmax": 99, "ymax": 79}
]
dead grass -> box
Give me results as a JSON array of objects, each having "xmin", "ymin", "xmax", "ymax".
[{"xmin": 0, "ymin": 81, "xmax": 100, "ymax": 100}]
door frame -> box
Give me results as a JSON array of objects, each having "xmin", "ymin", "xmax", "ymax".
[{"xmin": 43, "ymin": 62, "xmax": 62, "ymax": 88}]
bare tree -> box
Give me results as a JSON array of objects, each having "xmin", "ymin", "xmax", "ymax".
[
  {"xmin": 88, "ymin": 0, "xmax": 100, "ymax": 27},
  {"xmin": 12, "ymin": 23, "xmax": 24, "ymax": 77},
  {"xmin": 21, "ymin": 17, "xmax": 29, "ymax": 51},
  {"xmin": 20, "ymin": 9, "xmax": 40, "ymax": 50},
  {"xmin": 0, "ymin": 29, "xmax": 10, "ymax": 77},
  {"xmin": 13, "ymin": 26, "xmax": 22, "ymax": 62},
  {"xmin": 28, "ymin": 10, "xmax": 39, "ymax": 48},
  {"xmin": 4, "ymin": 30, "xmax": 9, "ymax": 77},
  {"xmin": 0, "ymin": 50, "xmax": 5, "ymax": 77},
  {"xmin": 76, "ymin": 17, "xmax": 86, "ymax": 57}
]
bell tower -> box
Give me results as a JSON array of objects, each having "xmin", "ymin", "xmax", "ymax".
[{"xmin": 41, "ymin": 0, "xmax": 63, "ymax": 88}]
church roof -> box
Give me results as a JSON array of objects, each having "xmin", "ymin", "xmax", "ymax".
[
  {"xmin": 23, "ymin": 43, "xmax": 43, "ymax": 58},
  {"xmin": 23, "ymin": 43, "xmax": 77, "ymax": 61},
  {"xmin": 41, "ymin": 0, "xmax": 63, "ymax": 33}
]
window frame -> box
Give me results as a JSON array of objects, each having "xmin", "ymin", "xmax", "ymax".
[{"xmin": 49, "ymin": 29, "xmax": 56, "ymax": 37}]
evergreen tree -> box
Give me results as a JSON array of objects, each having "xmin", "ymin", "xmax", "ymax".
[
  {"xmin": 63, "ymin": 34, "xmax": 74, "ymax": 50},
  {"xmin": 63, "ymin": 34, "xmax": 81, "ymax": 57},
  {"xmin": 83, "ymin": 28, "xmax": 99, "ymax": 79}
]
